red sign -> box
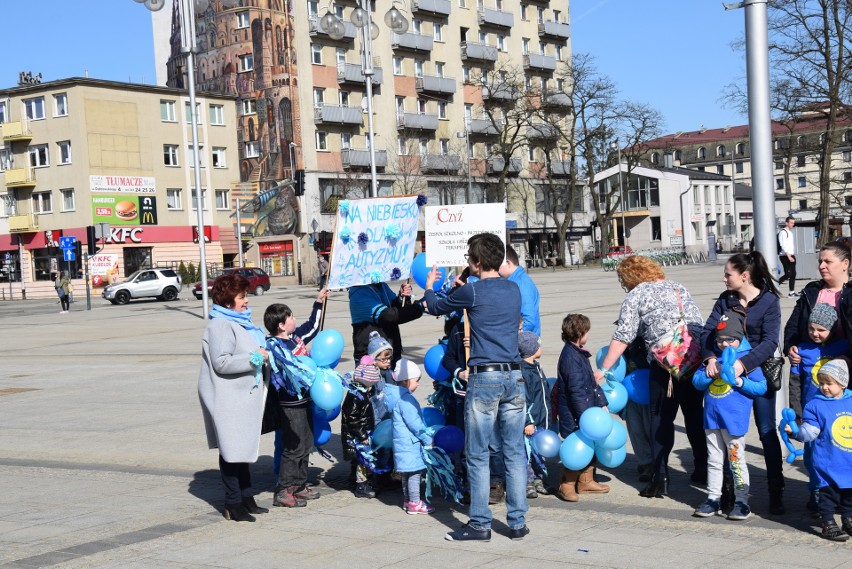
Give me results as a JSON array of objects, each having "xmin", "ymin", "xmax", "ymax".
[
  {"xmin": 192, "ymin": 225, "xmax": 213, "ymax": 243},
  {"xmin": 259, "ymin": 241, "xmax": 293, "ymax": 254}
]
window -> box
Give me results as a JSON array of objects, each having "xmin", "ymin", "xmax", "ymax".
[
  {"xmin": 479, "ymin": 30, "xmax": 487, "ymax": 44},
  {"xmin": 651, "ymin": 152, "xmax": 659, "ymax": 165},
  {"xmin": 61, "ymin": 189, "xmax": 75, "ymax": 212},
  {"xmin": 245, "ymin": 141, "xmax": 260, "ymax": 158},
  {"xmin": 846, "ymin": 130, "xmax": 852, "ymax": 143},
  {"xmin": 434, "ymin": 23, "xmax": 443, "ymax": 41},
  {"xmin": 57, "ymin": 140, "xmax": 71, "ymax": 165},
  {"xmin": 414, "ymin": 60, "xmax": 424, "ymax": 78},
  {"xmin": 417, "ymin": 99, "xmax": 427, "ymax": 113},
  {"xmin": 775, "ymin": 161, "xmax": 783, "ymax": 170},
  {"xmin": 537, "ymin": 6, "xmax": 545, "ymax": 22},
  {"xmin": 215, "ymin": 189, "xmax": 230, "ymax": 210},
  {"xmin": 438, "ymin": 101, "xmax": 447, "ymax": 119},
  {"xmin": 339, "ymin": 91, "xmax": 350, "ymax": 106},
  {"xmin": 398, "ymin": 135, "xmax": 407, "ymax": 155},
  {"xmin": 187, "ymin": 145, "xmax": 205, "ymax": 168},
  {"xmin": 650, "ymin": 217, "xmax": 662, "ymax": 241},
  {"xmin": 413, "ymin": 19, "xmax": 422, "ymax": 33},
  {"xmin": 29, "ymin": 144, "xmax": 49, "ymax": 168},
  {"xmin": 163, "ymin": 144, "xmax": 179, "ymax": 166},
  {"xmin": 160, "ymin": 100, "xmax": 176, "ymax": 121},
  {"xmin": 674, "ymin": 149, "xmax": 682, "ymax": 161},
  {"xmin": 32, "ymin": 191, "xmax": 52, "ymax": 213},
  {"xmin": 462, "ymin": 66, "xmax": 470, "ymax": 82},
  {"xmin": 240, "ymin": 99, "xmax": 256, "ymax": 115},
  {"xmin": 316, "ymin": 131, "xmax": 328, "ymax": 151},
  {"xmin": 845, "ymin": 172, "xmax": 852, "ymax": 182},
  {"xmin": 697, "ymin": 147, "xmax": 706, "ymax": 160},
  {"xmin": 167, "ymin": 189, "xmax": 182, "ymax": 210},
  {"xmin": 527, "ymin": 146, "xmax": 535, "ymax": 161},
  {"xmin": 799, "ymin": 199, "xmax": 808, "ymax": 209},
  {"xmin": 237, "ymin": 11, "xmax": 250, "ymax": 28},
  {"xmin": 0, "ymin": 100, "xmax": 6, "ymax": 123},
  {"xmin": 238, "ymin": 53, "xmax": 254, "ymax": 72},
  {"xmin": 716, "ymin": 164, "xmax": 724, "ymax": 175},
  {"xmin": 209, "ymin": 104, "xmax": 224, "ymax": 125},
  {"xmin": 212, "ymin": 147, "xmax": 226, "ymax": 168},
  {"xmin": 0, "ymin": 148, "xmax": 10, "ymax": 171},
  {"xmin": 53, "ymin": 93, "xmax": 68, "ymax": 117},
  {"xmin": 311, "ymin": 44, "xmax": 322, "ymax": 64},
  {"xmin": 341, "ymin": 133, "xmax": 351, "ymax": 149},
  {"xmin": 184, "ymin": 102, "xmax": 202, "ymax": 124},
  {"xmin": 396, "ymin": 96, "xmax": 405, "ymax": 114},
  {"xmin": 798, "ymin": 176, "xmax": 807, "ymax": 188},
  {"xmin": 191, "ymin": 189, "xmax": 208, "ymax": 211},
  {"xmin": 440, "ymin": 139, "xmax": 450, "ymax": 155},
  {"xmin": 520, "ymin": 4, "xmax": 527, "ymax": 19},
  {"xmin": 539, "ymin": 41, "xmax": 546, "ymax": 54},
  {"xmin": 776, "ymin": 178, "xmax": 785, "ymax": 190},
  {"xmin": 313, "ymin": 87, "xmax": 325, "ymax": 107},
  {"xmin": 844, "ymin": 150, "xmax": 852, "ymax": 162},
  {"xmin": 435, "ymin": 62, "xmax": 444, "ymax": 77},
  {"xmin": 497, "ymin": 35, "xmax": 506, "ymax": 51},
  {"xmin": 796, "ymin": 154, "xmax": 806, "ymax": 167},
  {"xmin": 736, "ymin": 142, "xmax": 745, "ymax": 155},
  {"xmin": 716, "ymin": 145, "xmax": 726, "ymax": 157},
  {"xmin": 735, "ymin": 161, "xmax": 744, "ymax": 174},
  {"xmin": 393, "ymin": 56, "xmax": 403, "ymax": 75},
  {"xmin": 522, "ymin": 38, "xmax": 529, "ymax": 54},
  {"xmin": 556, "ymin": 45, "xmax": 563, "ymax": 60},
  {"xmin": 335, "ymin": 48, "xmax": 346, "ymax": 64},
  {"xmin": 419, "ymin": 138, "xmax": 428, "ymax": 154},
  {"xmin": 24, "ymin": 97, "xmax": 45, "ymax": 120}
]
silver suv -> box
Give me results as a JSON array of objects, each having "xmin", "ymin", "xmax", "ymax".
[{"xmin": 102, "ymin": 268, "xmax": 182, "ymax": 305}]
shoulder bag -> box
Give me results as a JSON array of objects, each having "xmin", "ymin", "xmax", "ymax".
[
  {"xmin": 649, "ymin": 286, "xmax": 702, "ymax": 380},
  {"xmin": 761, "ymin": 347, "xmax": 784, "ymax": 392}
]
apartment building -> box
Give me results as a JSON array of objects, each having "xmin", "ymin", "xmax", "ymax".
[
  {"xmin": 0, "ymin": 77, "xmax": 240, "ymax": 299},
  {"xmin": 159, "ymin": 0, "xmax": 573, "ymax": 277}
]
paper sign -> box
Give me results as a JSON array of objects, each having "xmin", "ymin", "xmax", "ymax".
[
  {"xmin": 326, "ymin": 196, "xmax": 421, "ymax": 289},
  {"xmin": 424, "ymin": 203, "xmax": 507, "ymax": 266}
]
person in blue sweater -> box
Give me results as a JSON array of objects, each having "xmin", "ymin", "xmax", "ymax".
[
  {"xmin": 518, "ymin": 330, "xmax": 549, "ymax": 499},
  {"xmin": 499, "ymin": 246, "xmax": 541, "ymax": 335},
  {"xmin": 385, "ymin": 358, "xmax": 435, "ymax": 515},
  {"xmin": 786, "ymin": 358, "xmax": 852, "ymax": 542},
  {"xmin": 692, "ymin": 310, "xmax": 767, "ymax": 521}
]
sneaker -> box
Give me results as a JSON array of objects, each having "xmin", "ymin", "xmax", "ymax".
[
  {"xmin": 533, "ymin": 478, "xmax": 548, "ymax": 496},
  {"xmin": 488, "ymin": 481, "xmax": 505, "ymax": 505},
  {"xmin": 841, "ymin": 516, "xmax": 852, "ymax": 536},
  {"xmin": 693, "ymin": 499, "xmax": 721, "ymax": 518},
  {"xmin": 526, "ymin": 482, "xmax": 538, "ymax": 499},
  {"xmin": 445, "ymin": 522, "xmax": 491, "ymax": 542},
  {"xmin": 788, "ymin": 291, "xmax": 799, "ymax": 297},
  {"xmin": 821, "ymin": 520, "xmax": 849, "ymax": 542},
  {"xmin": 353, "ymin": 482, "xmax": 376, "ymax": 499},
  {"xmin": 726, "ymin": 501, "xmax": 751, "ymax": 521},
  {"xmin": 293, "ymin": 485, "xmax": 320, "ymax": 501},
  {"xmin": 273, "ymin": 486, "xmax": 307, "ymax": 508},
  {"xmin": 406, "ymin": 500, "xmax": 434, "ymax": 515},
  {"xmin": 509, "ymin": 525, "xmax": 530, "ymax": 540}
]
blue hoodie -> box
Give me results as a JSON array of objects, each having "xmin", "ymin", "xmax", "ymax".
[
  {"xmin": 387, "ymin": 382, "xmax": 433, "ymax": 473},
  {"xmin": 791, "ymin": 339, "xmax": 849, "ymax": 411},
  {"xmin": 797, "ymin": 391, "xmax": 852, "ymax": 489}
]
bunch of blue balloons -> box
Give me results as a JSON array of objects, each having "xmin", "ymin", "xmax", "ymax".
[
  {"xmin": 559, "ymin": 407, "xmax": 628, "ymax": 470},
  {"xmin": 301, "ymin": 328, "xmax": 347, "ymax": 446}
]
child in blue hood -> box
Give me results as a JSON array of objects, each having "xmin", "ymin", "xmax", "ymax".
[{"xmin": 692, "ymin": 310, "xmax": 766, "ymax": 521}]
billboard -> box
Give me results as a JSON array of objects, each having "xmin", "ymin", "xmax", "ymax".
[{"xmin": 91, "ymin": 195, "xmax": 158, "ymax": 226}]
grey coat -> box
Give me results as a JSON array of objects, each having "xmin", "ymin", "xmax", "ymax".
[{"xmin": 198, "ymin": 319, "xmax": 267, "ymax": 463}]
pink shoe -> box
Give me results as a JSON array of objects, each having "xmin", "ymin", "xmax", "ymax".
[{"xmin": 406, "ymin": 500, "xmax": 434, "ymax": 515}]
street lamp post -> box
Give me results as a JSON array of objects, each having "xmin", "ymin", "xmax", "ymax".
[
  {"xmin": 456, "ymin": 130, "xmax": 472, "ymax": 203},
  {"xmin": 610, "ymin": 140, "xmax": 628, "ymax": 249}
]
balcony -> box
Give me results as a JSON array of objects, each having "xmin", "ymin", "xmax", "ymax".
[
  {"xmin": 487, "ymin": 157, "xmax": 522, "ymax": 175},
  {"xmin": 4, "ymin": 167, "xmax": 36, "ymax": 189},
  {"xmin": 538, "ymin": 20, "xmax": 570, "ymax": 40},
  {"xmin": 524, "ymin": 53, "xmax": 557, "ymax": 72},
  {"xmin": 478, "ymin": 7, "xmax": 513, "ymax": 28},
  {"xmin": 421, "ymin": 154, "xmax": 462, "ymax": 172},
  {"xmin": 397, "ymin": 112, "xmax": 439, "ymax": 131},
  {"xmin": 1, "ymin": 121, "xmax": 32, "ymax": 143},
  {"xmin": 308, "ymin": 16, "xmax": 357, "ymax": 40},
  {"xmin": 542, "ymin": 92, "xmax": 572, "ymax": 110},
  {"xmin": 550, "ymin": 160, "xmax": 571, "ymax": 176},
  {"xmin": 412, "ymin": 0, "xmax": 451, "ymax": 16},
  {"xmin": 468, "ymin": 118, "xmax": 502, "ymax": 135},
  {"xmin": 313, "ymin": 104, "xmax": 363, "ymax": 126},
  {"xmin": 416, "ymin": 75, "xmax": 457, "ymax": 95},
  {"xmin": 527, "ymin": 122, "xmax": 560, "ymax": 140},
  {"xmin": 337, "ymin": 62, "xmax": 384, "ymax": 85},
  {"xmin": 482, "ymin": 84, "xmax": 515, "ymax": 103},
  {"xmin": 8, "ymin": 213, "xmax": 38, "ymax": 233},
  {"xmin": 391, "ymin": 32, "xmax": 433, "ymax": 52},
  {"xmin": 342, "ymin": 148, "xmax": 388, "ymax": 169},
  {"xmin": 460, "ymin": 42, "xmax": 498, "ymax": 62}
]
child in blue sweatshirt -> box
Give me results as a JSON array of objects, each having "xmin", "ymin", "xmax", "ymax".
[
  {"xmin": 692, "ymin": 310, "xmax": 766, "ymax": 521},
  {"xmin": 786, "ymin": 358, "xmax": 852, "ymax": 542}
]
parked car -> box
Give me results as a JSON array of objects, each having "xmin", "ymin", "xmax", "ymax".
[
  {"xmin": 193, "ymin": 267, "xmax": 271, "ymax": 300},
  {"xmin": 607, "ymin": 245, "xmax": 634, "ymax": 258},
  {"xmin": 102, "ymin": 268, "xmax": 182, "ymax": 305}
]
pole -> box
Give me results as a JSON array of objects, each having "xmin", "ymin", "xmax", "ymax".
[
  {"xmin": 361, "ymin": 0, "xmax": 378, "ymax": 198},
  {"xmin": 84, "ymin": 252, "xmax": 91, "ymax": 311},
  {"xmin": 236, "ymin": 198, "xmax": 244, "ymax": 268},
  {"xmin": 616, "ymin": 143, "xmax": 628, "ymax": 248},
  {"xmin": 466, "ymin": 131, "xmax": 473, "ymax": 204}
]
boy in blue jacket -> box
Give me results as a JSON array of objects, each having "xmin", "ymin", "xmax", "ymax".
[
  {"xmin": 786, "ymin": 358, "xmax": 852, "ymax": 542},
  {"xmin": 692, "ymin": 310, "xmax": 766, "ymax": 521},
  {"xmin": 519, "ymin": 330, "xmax": 549, "ymax": 499}
]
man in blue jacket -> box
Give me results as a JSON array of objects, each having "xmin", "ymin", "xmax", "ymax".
[{"xmin": 499, "ymin": 245, "xmax": 540, "ymax": 335}]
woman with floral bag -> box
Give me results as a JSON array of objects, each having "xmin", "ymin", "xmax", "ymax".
[{"xmin": 597, "ymin": 255, "xmax": 707, "ymax": 498}]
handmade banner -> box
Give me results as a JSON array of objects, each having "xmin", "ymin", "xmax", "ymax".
[
  {"xmin": 326, "ymin": 196, "xmax": 422, "ymax": 289},
  {"xmin": 424, "ymin": 203, "xmax": 507, "ymax": 266}
]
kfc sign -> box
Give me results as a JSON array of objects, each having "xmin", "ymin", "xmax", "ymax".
[{"xmin": 104, "ymin": 227, "xmax": 143, "ymax": 244}]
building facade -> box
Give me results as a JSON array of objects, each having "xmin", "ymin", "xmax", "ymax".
[{"xmin": 0, "ymin": 78, "xmax": 240, "ymax": 300}]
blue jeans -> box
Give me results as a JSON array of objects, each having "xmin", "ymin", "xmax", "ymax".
[
  {"xmin": 464, "ymin": 369, "xmax": 528, "ymax": 530},
  {"xmin": 752, "ymin": 390, "xmax": 783, "ymax": 484}
]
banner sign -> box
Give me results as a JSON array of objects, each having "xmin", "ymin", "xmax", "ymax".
[
  {"xmin": 90, "ymin": 175, "xmax": 155, "ymax": 194},
  {"xmin": 424, "ymin": 203, "xmax": 507, "ymax": 266},
  {"xmin": 89, "ymin": 254, "xmax": 119, "ymax": 287},
  {"xmin": 326, "ymin": 196, "xmax": 421, "ymax": 289},
  {"xmin": 92, "ymin": 195, "xmax": 158, "ymax": 226}
]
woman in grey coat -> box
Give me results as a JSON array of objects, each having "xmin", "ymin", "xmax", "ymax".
[{"xmin": 198, "ymin": 273, "xmax": 270, "ymax": 522}]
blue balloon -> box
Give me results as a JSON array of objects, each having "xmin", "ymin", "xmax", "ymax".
[
  {"xmin": 603, "ymin": 381, "xmax": 628, "ymax": 414},
  {"xmin": 312, "ymin": 404, "xmax": 327, "ymax": 422},
  {"xmin": 579, "ymin": 407, "xmax": 614, "ymax": 441},
  {"xmin": 595, "ymin": 346, "xmax": 627, "ymax": 383},
  {"xmin": 623, "ymin": 369, "xmax": 651, "ymax": 405},
  {"xmin": 410, "ymin": 252, "xmax": 447, "ymax": 291},
  {"xmin": 422, "ymin": 407, "xmax": 446, "ymax": 428},
  {"xmin": 597, "ymin": 419, "xmax": 627, "ymax": 450},
  {"xmin": 560, "ymin": 431, "xmax": 595, "ymax": 470},
  {"xmin": 532, "ymin": 429, "xmax": 561, "ymax": 458},
  {"xmin": 310, "ymin": 329, "xmax": 345, "ymax": 367},
  {"xmin": 546, "ymin": 376, "xmax": 558, "ymax": 394},
  {"xmin": 313, "ymin": 421, "xmax": 332, "ymax": 446},
  {"xmin": 433, "ymin": 425, "xmax": 464, "ymax": 453},
  {"xmin": 324, "ymin": 404, "xmax": 341, "ymax": 422},
  {"xmin": 595, "ymin": 445, "xmax": 627, "ymax": 468},
  {"xmin": 296, "ymin": 355, "xmax": 318, "ymax": 374},
  {"xmin": 310, "ymin": 370, "xmax": 344, "ymax": 411},
  {"xmin": 424, "ymin": 344, "xmax": 450, "ymax": 382},
  {"xmin": 371, "ymin": 418, "xmax": 394, "ymax": 449}
]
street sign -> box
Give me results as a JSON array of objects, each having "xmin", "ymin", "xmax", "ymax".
[
  {"xmin": 59, "ymin": 236, "xmax": 77, "ymax": 249},
  {"xmin": 63, "ymin": 250, "xmax": 76, "ymax": 262},
  {"xmin": 3, "ymin": 253, "xmax": 9, "ymax": 263}
]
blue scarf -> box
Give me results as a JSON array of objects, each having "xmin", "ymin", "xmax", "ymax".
[{"xmin": 210, "ymin": 304, "xmax": 266, "ymax": 390}]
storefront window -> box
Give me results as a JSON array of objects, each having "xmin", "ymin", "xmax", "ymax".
[
  {"xmin": 32, "ymin": 247, "xmax": 81, "ymax": 281},
  {"xmin": 123, "ymin": 247, "xmax": 152, "ymax": 276},
  {"xmin": 259, "ymin": 240, "xmax": 295, "ymax": 277}
]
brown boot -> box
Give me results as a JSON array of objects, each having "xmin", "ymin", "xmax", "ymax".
[
  {"xmin": 556, "ymin": 468, "xmax": 579, "ymax": 502},
  {"xmin": 577, "ymin": 465, "xmax": 610, "ymax": 494}
]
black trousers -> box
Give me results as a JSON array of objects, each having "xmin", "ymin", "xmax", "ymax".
[
  {"xmin": 648, "ymin": 364, "xmax": 708, "ymax": 476},
  {"xmin": 219, "ymin": 455, "xmax": 251, "ymax": 505},
  {"xmin": 819, "ymin": 484, "xmax": 852, "ymax": 521},
  {"xmin": 278, "ymin": 404, "xmax": 314, "ymax": 488},
  {"xmin": 778, "ymin": 255, "xmax": 797, "ymax": 292}
]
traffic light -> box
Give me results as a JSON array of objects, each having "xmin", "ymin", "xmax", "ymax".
[
  {"xmin": 86, "ymin": 225, "xmax": 98, "ymax": 256},
  {"xmin": 294, "ymin": 169, "xmax": 305, "ymax": 196}
]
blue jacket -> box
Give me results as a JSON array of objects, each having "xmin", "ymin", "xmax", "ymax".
[
  {"xmin": 692, "ymin": 337, "xmax": 766, "ymax": 436},
  {"xmin": 557, "ymin": 342, "xmax": 608, "ymax": 438},
  {"xmin": 522, "ymin": 360, "xmax": 550, "ymax": 430},
  {"xmin": 272, "ymin": 300, "xmax": 324, "ymax": 405},
  {"xmin": 789, "ymin": 339, "xmax": 849, "ymax": 419},
  {"xmin": 507, "ymin": 266, "xmax": 541, "ymax": 335},
  {"xmin": 796, "ymin": 391, "xmax": 852, "ymax": 489},
  {"xmin": 390, "ymin": 386, "xmax": 433, "ymax": 473},
  {"xmin": 784, "ymin": 280, "xmax": 852, "ymax": 354}
]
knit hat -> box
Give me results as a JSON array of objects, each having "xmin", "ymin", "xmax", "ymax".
[
  {"xmin": 715, "ymin": 310, "xmax": 745, "ymax": 341},
  {"xmin": 394, "ymin": 358, "xmax": 421, "ymax": 383},
  {"xmin": 367, "ymin": 331, "xmax": 392, "ymax": 359},
  {"xmin": 818, "ymin": 358, "xmax": 849, "ymax": 389},
  {"xmin": 352, "ymin": 356, "xmax": 381, "ymax": 387},
  {"xmin": 809, "ymin": 302, "xmax": 838, "ymax": 331},
  {"xmin": 518, "ymin": 331, "xmax": 541, "ymax": 359}
]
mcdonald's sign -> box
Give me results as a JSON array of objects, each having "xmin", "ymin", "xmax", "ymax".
[{"xmin": 139, "ymin": 195, "xmax": 158, "ymax": 225}]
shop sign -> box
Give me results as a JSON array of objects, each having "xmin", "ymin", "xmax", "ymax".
[
  {"xmin": 92, "ymin": 195, "xmax": 158, "ymax": 226},
  {"xmin": 104, "ymin": 227, "xmax": 144, "ymax": 244},
  {"xmin": 90, "ymin": 175, "xmax": 156, "ymax": 194},
  {"xmin": 259, "ymin": 242, "xmax": 289, "ymax": 253}
]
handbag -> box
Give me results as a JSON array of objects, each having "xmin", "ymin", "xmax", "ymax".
[
  {"xmin": 261, "ymin": 385, "xmax": 283, "ymax": 434},
  {"xmin": 649, "ymin": 286, "xmax": 702, "ymax": 380},
  {"xmin": 761, "ymin": 351, "xmax": 784, "ymax": 392}
]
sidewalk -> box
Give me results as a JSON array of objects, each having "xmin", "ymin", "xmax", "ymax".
[{"xmin": 0, "ymin": 261, "xmax": 846, "ymax": 568}]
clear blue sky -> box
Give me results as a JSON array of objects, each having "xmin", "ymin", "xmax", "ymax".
[{"xmin": 2, "ymin": 0, "xmax": 749, "ymax": 135}]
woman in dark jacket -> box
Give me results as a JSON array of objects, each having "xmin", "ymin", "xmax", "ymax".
[{"xmin": 701, "ymin": 251, "xmax": 783, "ymax": 515}]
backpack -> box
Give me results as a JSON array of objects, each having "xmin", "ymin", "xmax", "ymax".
[{"xmin": 777, "ymin": 229, "xmax": 785, "ymax": 255}]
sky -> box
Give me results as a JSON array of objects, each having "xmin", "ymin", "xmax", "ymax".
[{"xmin": 1, "ymin": 0, "xmax": 750, "ymax": 136}]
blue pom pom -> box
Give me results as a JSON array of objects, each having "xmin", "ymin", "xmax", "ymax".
[
  {"xmin": 340, "ymin": 226, "xmax": 351, "ymax": 242},
  {"xmin": 370, "ymin": 270, "xmax": 382, "ymax": 283},
  {"xmin": 390, "ymin": 267, "xmax": 402, "ymax": 280},
  {"xmin": 358, "ymin": 232, "xmax": 369, "ymax": 245},
  {"xmin": 416, "ymin": 194, "xmax": 427, "ymax": 206},
  {"xmin": 338, "ymin": 200, "xmax": 350, "ymax": 217},
  {"xmin": 384, "ymin": 223, "xmax": 401, "ymax": 241}
]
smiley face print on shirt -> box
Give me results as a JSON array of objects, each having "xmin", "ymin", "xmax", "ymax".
[{"xmin": 830, "ymin": 413, "xmax": 852, "ymax": 451}]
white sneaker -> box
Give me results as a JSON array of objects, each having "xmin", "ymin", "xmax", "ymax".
[{"xmin": 787, "ymin": 291, "xmax": 798, "ymax": 297}]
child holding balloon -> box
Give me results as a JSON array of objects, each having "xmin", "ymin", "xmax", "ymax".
[{"xmin": 691, "ymin": 310, "xmax": 766, "ymax": 521}]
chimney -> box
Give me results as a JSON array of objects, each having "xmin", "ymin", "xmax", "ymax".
[{"xmin": 664, "ymin": 151, "xmax": 673, "ymax": 169}]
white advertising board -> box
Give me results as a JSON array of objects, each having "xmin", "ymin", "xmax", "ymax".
[{"xmin": 424, "ymin": 203, "xmax": 507, "ymax": 266}]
